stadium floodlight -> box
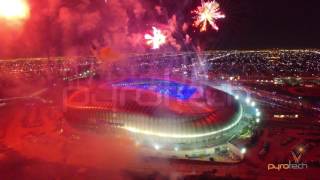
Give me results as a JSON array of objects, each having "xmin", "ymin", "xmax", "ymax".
[
  {"xmin": 240, "ymin": 147, "xmax": 247, "ymax": 154},
  {"xmin": 251, "ymin": 101, "xmax": 256, "ymax": 107},
  {"xmin": 154, "ymin": 144, "xmax": 160, "ymax": 150},
  {"xmin": 256, "ymin": 111, "xmax": 261, "ymax": 117},
  {"xmin": 235, "ymin": 95, "xmax": 240, "ymax": 100},
  {"xmin": 245, "ymin": 97, "xmax": 251, "ymax": 104}
]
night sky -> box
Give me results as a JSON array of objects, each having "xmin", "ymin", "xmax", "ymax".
[
  {"xmin": 1, "ymin": 0, "xmax": 320, "ymax": 58},
  {"xmin": 201, "ymin": 0, "xmax": 320, "ymax": 49}
]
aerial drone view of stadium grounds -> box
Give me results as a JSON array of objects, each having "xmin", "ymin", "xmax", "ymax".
[
  {"xmin": 65, "ymin": 78, "xmax": 259, "ymax": 162},
  {"xmin": 1, "ymin": 0, "xmax": 320, "ymax": 179}
]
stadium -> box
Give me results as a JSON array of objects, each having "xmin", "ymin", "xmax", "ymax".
[{"xmin": 65, "ymin": 77, "xmax": 260, "ymax": 162}]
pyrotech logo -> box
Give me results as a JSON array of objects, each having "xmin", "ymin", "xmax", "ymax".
[{"xmin": 267, "ymin": 151, "xmax": 308, "ymax": 171}]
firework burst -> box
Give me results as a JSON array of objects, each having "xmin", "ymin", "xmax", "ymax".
[
  {"xmin": 144, "ymin": 27, "xmax": 166, "ymax": 49},
  {"xmin": 192, "ymin": 0, "xmax": 225, "ymax": 32},
  {"xmin": 0, "ymin": 0, "xmax": 30, "ymax": 21}
]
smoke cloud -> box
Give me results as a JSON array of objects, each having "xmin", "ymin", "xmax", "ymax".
[{"xmin": 0, "ymin": 0, "xmax": 196, "ymax": 59}]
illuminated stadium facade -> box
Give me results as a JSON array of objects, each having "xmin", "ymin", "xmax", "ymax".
[{"xmin": 66, "ymin": 78, "xmax": 261, "ymax": 162}]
